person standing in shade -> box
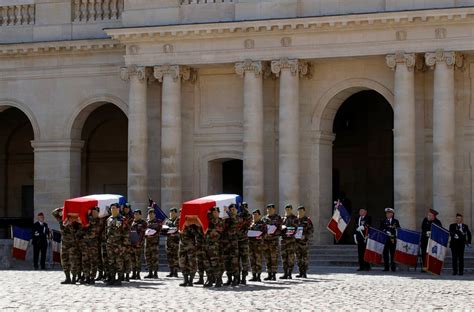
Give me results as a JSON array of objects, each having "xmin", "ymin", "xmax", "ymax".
[
  {"xmin": 248, "ymin": 209, "xmax": 267, "ymax": 282},
  {"xmin": 449, "ymin": 213, "xmax": 471, "ymax": 275},
  {"xmin": 280, "ymin": 204, "xmax": 298, "ymax": 279},
  {"xmin": 295, "ymin": 206, "xmax": 314, "ymax": 278},
  {"xmin": 420, "ymin": 209, "xmax": 442, "ymax": 272},
  {"xmin": 262, "ymin": 204, "xmax": 282, "ymax": 281},
  {"xmin": 354, "ymin": 208, "xmax": 371, "ymax": 271},
  {"xmin": 380, "ymin": 208, "xmax": 400, "ymax": 272},
  {"xmin": 130, "ymin": 209, "xmax": 147, "ymax": 280},
  {"xmin": 165, "ymin": 208, "xmax": 180, "ymax": 277},
  {"xmin": 32, "ymin": 212, "xmax": 50, "ymax": 270}
]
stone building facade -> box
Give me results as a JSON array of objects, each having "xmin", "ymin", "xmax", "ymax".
[{"xmin": 1, "ymin": 0, "xmax": 474, "ymax": 243}]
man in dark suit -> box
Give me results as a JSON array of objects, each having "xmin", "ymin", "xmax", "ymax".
[
  {"xmin": 449, "ymin": 213, "xmax": 471, "ymax": 275},
  {"xmin": 354, "ymin": 208, "xmax": 371, "ymax": 271},
  {"xmin": 380, "ymin": 208, "xmax": 400, "ymax": 272},
  {"xmin": 32, "ymin": 212, "xmax": 50, "ymax": 270},
  {"xmin": 420, "ymin": 209, "xmax": 442, "ymax": 272}
]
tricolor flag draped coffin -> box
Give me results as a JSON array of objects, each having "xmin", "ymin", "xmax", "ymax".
[
  {"xmin": 327, "ymin": 200, "xmax": 350, "ymax": 242},
  {"xmin": 426, "ymin": 223, "xmax": 450, "ymax": 275},
  {"xmin": 394, "ymin": 228, "xmax": 421, "ymax": 267},
  {"xmin": 11, "ymin": 226, "xmax": 32, "ymax": 260},
  {"xmin": 364, "ymin": 227, "xmax": 389, "ymax": 264}
]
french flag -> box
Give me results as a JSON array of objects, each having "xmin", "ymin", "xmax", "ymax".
[
  {"xmin": 426, "ymin": 223, "xmax": 449, "ymax": 275},
  {"xmin": 51, "ymin": 230, "xmax": 62, "ymax": 263},
  {"xmin": 364, "ymin": 227, "xmax": 389, "ymax": 264},
  {"xmin": 11, "ymin": 226, "xmax": 32, "ymax": 260},
  {"xmin": 327, "ymin": 201, "xmax": 351, "ymax": 242},
  {"xmin": 394, "ymin": 228, "xmax": 421, "ymax": 267}
]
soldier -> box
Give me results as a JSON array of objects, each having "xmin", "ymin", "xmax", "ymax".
[
  {"xmin": 52, "ymin": 208, "xmax": 74, "ymax": 284},
  {"xmin": 295, "ymin": 206, "xmax": 314, "ymax": 278},
  {"xmin": 77, "ymin": 216, "xmax": 91, "ymax": 285},
  {"xmin": 165, "ymin": 208, "xmax": 180, "ymax": 277},
  {"xmin": 179, "ymin": 220, "xmax": 200, "ymax": 287},
  {"xmin": 98, "ymin": 215, "xmax": 109, "ymax": 281},
  {"xmin": 262, "ymin": 204, "xmax": 282, "ymax": 281},
  {"xmin": 354, "ymin": 208, "xmax": 371, "ymax": 271},
  {"xmin": 144, "ymin": 208, "xmax": 162, "ymax": 279},
  {"xmin": 120, "ymin": 203, "xmax": 134, "ymax": 281},
  {"xmin": 195, "ymin": 226, "xmax": 206, "ymax": 285},
  {"xmin": 237, "ymin": 202, "xmax": 252, "ymax": 285},
  {"xmin": 248, "ymin": 209, "xmax": 267, "ymax": 282},
  {"xmin": 130, "ymin": 209, "xmax": 147, "ymax": 279},
  {"xmin": 449, "ymin": 213, "xmax": 471, "ymax": 275},
  {"xmin": 380, "ymin": 207, "xmax": 400, "ymax": 272},
  {"xmin": 223, "ymin": 204, "xmax": 240, "ymax": 286},
  {"xmin": 203, "ymin": 206, "xmax": 224, "ymax": 288},
  {"xmin": 280, "ymin": 204, "xmax": 298, "ymax": 279},
  {"xmin": 80, "ymin": 207, "xmax": 101, "ymax": 285},
  {"xmin": 106, "ymin": 203, "xmax": 127, "ymax": 286},
  {"xmin": 420, "ymin": 209, "xmax": 442, "ymax": 272}
]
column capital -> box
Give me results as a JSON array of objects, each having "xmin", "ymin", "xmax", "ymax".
[
  {"xmin": 270, "ymin": 58, "xmax": 310, "ymax": 78},
  {"xmin": 235, "ymin": 60, "xmax": 263, "ymax": 77},
  {"xmin": 153, "ymin": 64, "xmax": 194, "ymax": 83},
  {"xmin": 425, "ymin": 50, "xmax": 463, "ymax": 70},
  {"xmin": 31, "ymin": 140, "xmax": 84, "ymax": 152},
  {"xmin": 120, "ymin": 65, "xmax": 153, "ymax": 82},
  {"xmin": 386, "ymin": 51, "xmax": 416, "ymax": 71}
]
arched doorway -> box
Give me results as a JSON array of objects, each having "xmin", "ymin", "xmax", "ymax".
[
  {"xmin": 80, "ymin": 103, "xmax": 128, "ymax": 196},
  {"xmin": 332, "ymin": 90, "xmax": 394, "ymax": 243},
  {"xmin": 208, "ymin": 158, "xmax": 243, "ymax": 196},
  {"xmin": 0, "ymin": 107, "xmax": 34, "ymax": 238}
]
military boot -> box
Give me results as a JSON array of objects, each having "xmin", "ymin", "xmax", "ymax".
[
  {"xmin": 231, "ymin": 274, "xmax": 240, "ymax": 287},
  {"xmin": 153, "ymin": 271, "xmax": 158, "ymax": 279},
  {"xmin": 240, "ymin": 271, "xmax": 247, "ymax": 285},
  {"xmin": 271, "ymin": 272, "xmax": 277, "ymax": 281},
  {"xmin": 96, "ymin": 271, "xmax": 103, "ymax": 281},
  {"xmin": 214, "ymin": 274, "xmax": 223, "ymax": 288},
  {"xmin": 188, "ymin": 273, "xmax": 195, "ymax": 287},
  {"xmin": 61, "ymin": 271, "xmax": 72, "ymax": 284},
  {"xmin": 71, "ymin": 274, "xmax": 77, "ymax": 284},
  {"xmin": 224, "ymin": 273, "xmax": 233, "ymax": 286},
  {"xmin": 203, "ymin": 275, "xmax": 214, "ymax": 288},
  {"xmin": 280, "ymin": 269, "xmax": 289, "ymax": 279},
  {"xmin": 80, "ymin": 275, "xmax": 88, "ymax": 284},
  {"xmin": 302, "ymin": 270, "xmax": 307, "ymax": 278},
  {"xmin": 195, "ymin": 272, "xmax": 204, "ymax": 285},
  {"xmin": 166, "ymin": 268, "xmax": 174, "ymax": 277},
  {"xmin": 136, "ymin": 271, "xmax": 141, "ymax": 280},
  {"xmin": 263, "ymin": 272, "xmax": 272, "ymax": 281},
  {"xmin": 173, "ymin": 268, "xmax": 179, "ymax": 277},
  {"xmin": 144, "ymin": 270, "xmax": 153, "ymax": 279},
  {"xmin": 179, "ymin": 274, "xmax": 189, "ymax": 287},
  {"xmin": 296, "ymin": 270, "xmax": 303, "ymax": 278},
  {"xmin": 116, "ymin": 274, "xmax": 123, "ymax": 286},
  {"xmin": 87, "ymin": 277, "xmax": 95, "ymax": 285},
  {"xmin": 130, "ymin": 271, "xmax": 137, "ymax": 280},
  {"xmin": 288, "ymin": 269, "xmax": 293, "ymax": 279},
  {"xmin": 249, "ymin": 273, "xmax": 258, "ymax": 282},
  {"xmin": 125, "ymin": 273, "xmax": 130, "ymax": 282},
  {"xmin": 257, "ymin": 273, "xmax": 262, "ymax": 282},
  {"xmin": 105, "ymin": 274, "xmax": 115, "ymax": 286}
]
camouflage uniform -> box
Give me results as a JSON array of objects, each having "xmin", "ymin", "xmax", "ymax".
[
  {"xmin": 76, "ymin": 224, "xmax": 91, "ymax": 283},
  {"xmin": 179, "ymin": 224, "xmax": 199, "ymax": 286},
  {"xmin": 84, "ymin": 215, "xmax": 101, "ymax": 282},
  {"xmin": 295, "ymin": 215, "xmax": 314, "ymax": 276},
  {"xmin": 262, "ymin": 213, "xmax": 282, "ymax": 279},
  {"xmin": 223, "ymin": 214, "xmax": 240, "ymax": 285},
  {"xmin": 204, "ymin": 214, "xmax": 224, "ymax": 286},
  {"xmin": 130, "ymin": 218, "xmax": 147, "ymax": 277},
  {"xmin": 52, "ymin": 208, "xmax": 74, "ymax": 284},
  {"xmin": 237, "ymin": 208, "xmax": 252, "ymax": 283},
  {"xmin": 248, "ymin": 219, "xmax": 267, "ymax": 279},
  {"xmin": 121, "ymin": 213, "xmax": 134, "ymax": 279},
  {"xmin": 99, "ymin": 217, "xmax": 109, "ymax": 279},
  {"xmin": 165, "ymin": 217, "xmax": 180, "ymax": 276},
  {"xmin": 144, "ymin": 219, "xmax": 162, "ymax": 276},
  {"xmin": 195, "ymin": 229, "xmax": 206, "ymax": 284},
  {"xmin": 280, "ymin": 214, "xmax": 298, "ymax": 277},
  {"xmin": 106, "ymin": 214, "xmax": 127, "ymax": 284}
]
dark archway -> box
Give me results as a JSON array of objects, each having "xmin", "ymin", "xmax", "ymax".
[
  {"xmin": 81, "ymin": 103, "xmax": 128, "ymax": 196},
  {"xmin": 207, "ymin": 158, "xmax": 243, "ymax": 196},
  {"xmin": 332, "ymin": 90, "xmax": 394, "ymax": 243}
]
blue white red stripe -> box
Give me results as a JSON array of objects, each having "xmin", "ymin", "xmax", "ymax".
[
  {"xmin": 327, "ymin": 202, "xmax": 350, "ymax": 241},
  {"xmin": 426, "ymin": 223, "xmax": 449, "ymax": 275},
  {"xmin": 364, "ymin": 227, "xmax": 388, "ymax": 264},
  {"xmin": 394, "ymin": 228, "xmax": 421, "ymax": 267},
  {"xmin": 11, "ymin": 226, "xmax": 31, "ymax": 260}
]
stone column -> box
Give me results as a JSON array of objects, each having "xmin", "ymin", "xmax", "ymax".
[
  {"xmin": 235, "ymin": 60, "xmax": 265, "ymax": 209},
  {"xmin": 154, "ymin": 65, "xmax": 191, "ymax": 211},
  {"xmin": 271, "ymin": 58, "xmax": 309, "ymax": 211},
  {"xmin": 386, "ymin": 52, "xmax": 417, "ymax": 229},
  {"xmin": 31, "ymin": 140, "xmax": 83, "ymax": 229},
  {"xmin": 121, "ymin": 66, "xmax": 152, "ymax": 210},
  {"xmin": 425, "ymin": 50, "xmax": 459, "ymax": 222}
]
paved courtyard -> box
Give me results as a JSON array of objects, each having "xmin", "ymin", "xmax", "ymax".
[{"xmin": 0, "ymin": 269, "xmax": 472, "ymax": 311}]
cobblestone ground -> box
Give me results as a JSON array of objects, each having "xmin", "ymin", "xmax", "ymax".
[{"xmin": 0, "ymin": 269, "xmax": 473, "ymax": 311}]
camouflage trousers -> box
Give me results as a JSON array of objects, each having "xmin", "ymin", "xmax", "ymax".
[
  {"xmin": 179, "ymin": 242, "xmax": 197, "ymax": 275},
  {"xmin": 132, "ymin": 246, "xmax": 143, "ymax": 271},
  {"xmin": 60, "ymin": 242, "xmax": 72, "ymax": 272},
  {"xmin": 166, "ymin": 237, "xmax": 179, "ymax": 270},
  {"xmin": 281, "ymin": 238, "xmax": 296, "ymax": 271},
  {"xmin": 196, "ymin": 244, "xmax": 206, "ymax": 274},
  {"xmin": 249, "ymin": 239, "xmax": 264, "ymax": 274},
  {"xmin": 203, "ymin": 241, "xmax": 221, "ymax": 276},
  {"xmin": 70, "ymin": 243, "xmax": 82, "ymax": 276},
  {"xmin": 145, "ymin": 238, "xmax": 159, "ymax": 271},
  {"xmin": 85, "ymin": 239, "xmax": 100, "ymax": 278},
  {"xmin": 223, "ymin": 239, "xmax": 239, "ymax": 275},
  {"xmin": 263, "ymin": 239, "xmax": 279, "ymax": 273},
  {"xmin": 106, "ymin": 241, "xmax": 124, "ymax": 275},
  {"xmin": 295, "ymin": 240, "xmax": 309, "ymax": 272},
  {"xmin": 122, "ymin": 244, "xmax": 133, "ymax": 274},
  {"xmin": 100, "ymin": 240, "xmax": 108, "ymax": 275},
  {"xmin": 237, "ymin": 238, "xmax": 250, "ymax": 273}
]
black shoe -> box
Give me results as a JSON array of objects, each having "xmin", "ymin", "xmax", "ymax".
[
  {"xmin": 130, "ymin": 272, "xmax": 136, "ymax": 280},
  {"xmin": 288, "ymin": 270, "xmax": 292, "ymax": 279},
  {"xmin": 240, "ymin": 271, "xmax": 247, "ymax": 285},
  {"xmin": 166, "ymin": 269, "xmax": 174, "ymax": 278},
  {"xmin": 224, "ymin": 273, "xmax": 233, "ymax": 286},
  {"xmin": 280, "ymin": 270, "xmax": 288, "ymax": 279},
  {"xmin": 203, "ymin": 276, "xmax": 214, "ymax": 288},
  {"xmin": 257, "ymin": 273, "xmax": 262, "ymax": 282},
  {"xmin": 302, "ymin": 271, "xmax": 307, "ymax": 278},
  {"xmin": 214, "ymin": 275, "xmax": 223, "ymax": 288},
  {"xmin": 264, "ymin": 273, "xmax": 272, "ymax": 281},
  {"xmin": 136, "ymin": 272, "xmax": 141, "ymax": 280},
  {"xmin": 179, "ymin": 274, "xmax": 189, "ymax": 287},
  {"xmin": 231, "ymin": 275, "xmax": 240, "ymax": 287},
  {"xmin": 71, "ymin": 274, "xmax": 77, "ymax": 284},
  {"xmin": 125, "ymin": 273, "xmax": 130, "ymax": 282},
  {"xmin": 271, "ymin": 273, "xmax": 277, "ymax": 281},
  {"xmin": 195, "ymin": 273, "xmax": 205, "ymax": 285},
  {"xmin": 188, "ymin": 274, "xmax": 195, "ymax": 287},
  {"xmin": 96, "ymin": 271, "xmax": 103, "ymax": 281},
  {"xmin": 153, "ymin": 271, "xmax": 158, "ymax": 279},
  {"xmin": 144, "ymin": 270, "xmax": 153, "ymax": 279},
  {"xmin": 61, "ymin": 271, "xmax": 72, "ymax": 284},
  {"xmin": 249, "ymin": 273, "xmax": 258, "ymax": 282}
]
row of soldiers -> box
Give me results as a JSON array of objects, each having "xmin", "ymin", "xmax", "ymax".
[{"xmin": 52, "ymin": 202, "xmax": 314, "ymax": 287}]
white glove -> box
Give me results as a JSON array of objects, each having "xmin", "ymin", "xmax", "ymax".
[
  {"xmin": 386, "ymin": 231, "xmax": 391, "ymax": 235},
  {"xmin": 357, "ymin": 226, "xmax": 365, "ymax": 231},
  {"xmin": 354, "ymin": 234, "xmax": 358, "ymax": 245},
  {"xmin": 426, "ymin": 231, "xmax": 431, "ymax": 237},
  {"xmin": 454, "ymin": 234, "xmax": 459, "ymax": 239}
]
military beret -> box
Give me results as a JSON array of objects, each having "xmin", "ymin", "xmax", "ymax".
[
  {"xmin": 37, "ymin": 212, "xmax": 44, "ymax": 217},
  {"xmin": 229, "ymin": 204, "xmax": 237, "ymax": 209},
  {"xmin": 297, "ymin": 206, "xmax": 305, "ymax": 211},
  {"xmin": 252, "ymin": 209, "xmax": 261, "ymax": 215},
  {"xmin": 134, "ymin": 209, "xmax": 142, "ymax": 215},
  {"xmin": 429, "ymin": 208, "xmax": 439, "ymax": 216},
  {"xmin": 266, "ymin": 204, "xmax": 275, "ymax": 209},
  {"xmin": 385, "ymin": 207, "xmax": 394, "ymax": 213},
  {"xmin": 285, "ymin": 204, "xmax": 293, "ymax": 209}
]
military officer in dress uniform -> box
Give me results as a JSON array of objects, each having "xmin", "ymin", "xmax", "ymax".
[
  {"xmin": 380, "ymin": 208, "xmax": 400, "ymax": 272},
  {"xmin": 449, "ymin": 213, "xmax": 471, "ymax": 275},
  {"xmin": 354, "ymin": 208, "xmax": 371, "ymax": 271},
  {"xmin": 420, "ymin": 209, "xmax": 442, "ymax": 272}
]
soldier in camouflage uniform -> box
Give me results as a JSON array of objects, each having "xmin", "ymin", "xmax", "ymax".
[
  {"xmin": 106, "ymin": 204, "xmax": 127, "ymax": 286},
  {"xmin": 144, "ymin": 208, "xmax": 162, "ymax": 279},
  {"xmin": 165, "ymin": 208, "xmax": 180, "ymax": 277},
  {"xmin": 120, "ymin": 203, "xmax": 133, "ymax": 281},
  {"xmin": 69, "ymin": 216, "xmax": 84, "ymax": 284},
  {"xmin": 203, "ymin": 207, "xmax": 224, "ymax": 288},
  {"xmin": 130, "ymin": 209, "xmax": 147, "ymax": 280},
  {"xmin": 280, "ymin": 204, "xmax": 298, "ymax": 279},
  {"xmin": 237, "ymin": 202, "xmax": 252, "ymax": 285},
  {"xmin": 179, "ymin": 221, "xmax": 200, "ymax": 287},
  {"xmin": 76, "ymin": 215, "xmax": 92, "ymax": 284},
  {"xmin": 195, "ymin": 226, "xmax": 206, "ymax": 285},
  {"xmin": 52, "ymin": 208, "xmax": 75, "ymax": 284},
  {"xmin": 295, "ymin": 206, "xmax": 314, "ymax": 278},
  {"xmin": 84, "ymin": 207, "xmax": 101, "ymax": 284},
  {"xmin": 98, "ymin": 216, "xmax": 108, "ymax": 281},
  {"xmin": 248, "ymin": 209, "xmax": 267, "ymax": 282},
  {"xmin": 223, "ymin": 204, "xmax": 240, "ymax": 287},
  {"xmin": 262, "ymin": 203, "xmax": 282, "ymax": 281}
]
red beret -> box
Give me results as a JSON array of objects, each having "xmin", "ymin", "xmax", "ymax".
[{"xmin": 428, "ymin": 209, "xmax": 439, "ymax": 216}]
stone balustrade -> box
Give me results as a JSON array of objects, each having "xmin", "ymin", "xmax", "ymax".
[
  {"xmin": 72, "ymin": 0, "xmax": 123, "ymax": 22},
  {"xmin": 0, "ymin": 3, "xmax": 34, "ymax": 26}
]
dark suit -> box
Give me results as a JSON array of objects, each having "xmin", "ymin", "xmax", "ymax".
[
  {"xmin": 32, "ymin": 221, "xmax": 49, "ymax": 269},
  {"xmin": 354, "ymin": 215, "xmax": 371, "ymax": 270},
  {"xmin": 449, "ymin": 223, "xmax": 471, "ymax": 275},
  {"xmin": 420, "ymin": 218, "xmax": 442, "ymax": 269},
  {"xmin": 380, "ymin": 218, "xmax": 400, "ymax": 271}
]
